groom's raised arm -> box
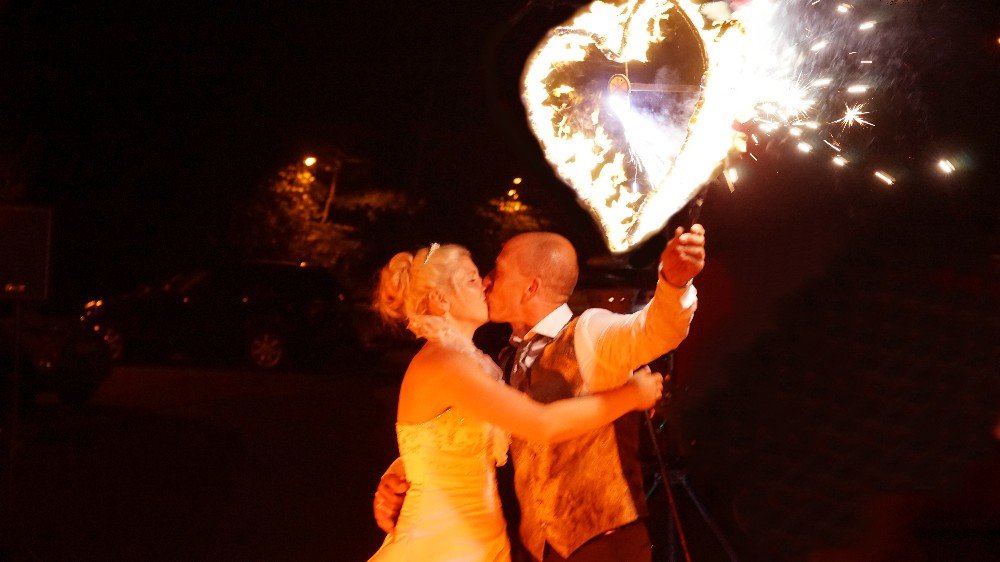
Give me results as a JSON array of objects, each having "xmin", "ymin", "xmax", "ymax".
[{"xmin": 576, "ymin": 225, "xmax": 705, "ymax": 393}]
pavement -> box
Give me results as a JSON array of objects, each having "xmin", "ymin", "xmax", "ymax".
[{"xmin": 5, "ymin": 359, "xmax": 408, "ymax": 561}]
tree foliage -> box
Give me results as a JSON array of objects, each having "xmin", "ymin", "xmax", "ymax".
[
  {"xmin": 232, "ymin": 161, "xmax": 420, "ymax": 289},
  {"xmin": 475, "ymin": 191, "xmax": 552, "ymax": 252}
]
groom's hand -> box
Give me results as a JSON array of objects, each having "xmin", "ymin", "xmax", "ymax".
[
  {"xmin": 660, "ymin": 224, "xmax": 706, "ymax": 288},
  {"xmin": 374, "ymin": 472, "xmax": 409, "ymax": 534}
]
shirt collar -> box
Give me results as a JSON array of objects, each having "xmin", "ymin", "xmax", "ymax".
[{"xmin": 509, "ymin": 304, "xmax": 573, "ymax": 345}]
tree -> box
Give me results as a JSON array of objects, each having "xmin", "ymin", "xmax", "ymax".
[
  {"xmin": 235, "ymin": 162, "xmax": 360, "ymax": 269},
  {"xmin": 232, "ymin": 156, "xmax": 422, "ymax": 289},
  {"xmin": 475, "ymin": 185, "xmax": 552, "ymax": 254}
]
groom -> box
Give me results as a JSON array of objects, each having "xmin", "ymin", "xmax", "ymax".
[{"xmin": 375, "ymin": 225, "xmax": 706, "ymax": 561}]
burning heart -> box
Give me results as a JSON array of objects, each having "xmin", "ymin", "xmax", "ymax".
[{"xmin": 522, "ymin": 0, "xmax": 752, "ymax": 253}]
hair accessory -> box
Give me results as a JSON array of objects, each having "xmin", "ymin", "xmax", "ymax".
[{"xmin": 423, "ymin": 243, "xmax": 440, "ymax": 265}]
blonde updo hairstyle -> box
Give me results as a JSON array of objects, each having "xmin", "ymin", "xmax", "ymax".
[{"xmin": 374, "ymin": 244, "xmax": 471, "ymax": 334}]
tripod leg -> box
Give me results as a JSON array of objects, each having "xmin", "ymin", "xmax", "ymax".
[
  {"xmin": 644, "ymin": 415, "xmax": 691, "ymax": 562},
  {"xmin": 676, "ymin": 472, "xmax": 740, "ymax": 562}
]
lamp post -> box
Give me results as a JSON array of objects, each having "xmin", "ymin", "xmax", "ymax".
[{"xmin": 303, "ymin": 153, "xmax": 356, "ymax": 223}]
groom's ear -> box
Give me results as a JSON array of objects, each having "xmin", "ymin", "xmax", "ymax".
[{"xmin": 523, "ymin": 278, "xmax": 540, "ymax": 301}]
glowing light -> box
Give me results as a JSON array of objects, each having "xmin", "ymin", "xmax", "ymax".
[
  {"xmin": 512, "ymin": 177, "xmax": 523, "ymax": 185},
  {"xmin": 823, "ymin": 139, "xmax": 842, "ymax": 152},
  {"xmin": 832, "ymin": 155, "xmax": 848, "ymax": 166},
  {"xmin": 833, "ymin": 103, "xmax": 873, "ymax": 130},
  {"xmin": 727, "ymin": 168, "xmax": 739, "ymax": 183},
  {"xmin": 521, "ymin": 0, "xmax": 886, "ymax": 252},
  {"xmin": 303, "ymin": 157, "xmax": 317, "ymax": 167},
  {"xmin": 759, "ymin": 121, "xmax": 780, "ymax": 133},
  {"xmin": 522, "ymin": 0, "xmax": 790, "ymax": 252},
  {"xmin": 858, "ymin": 21, "xmax": 876, "ymax": 30},
  {"xmin": 937, "ymin": 159, "xmax": 957, "ymax": 174},
  {"xmin": 874, "ymin": 170, "xmax": 895, "ymax": 185}
]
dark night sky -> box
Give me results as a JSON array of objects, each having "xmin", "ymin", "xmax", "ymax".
[{"xmin": 2, "ymin": 0, "xmax": 998, "ymax": 305}]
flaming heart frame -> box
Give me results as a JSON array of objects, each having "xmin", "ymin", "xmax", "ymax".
[{"xmin": 522, "ymin": 0, "xmax": 748, "ymax": 253}]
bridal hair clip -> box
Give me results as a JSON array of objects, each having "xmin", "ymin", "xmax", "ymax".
[{"xmin": 423, "ymin": 243, "xmax": 440, "ymax": 265}]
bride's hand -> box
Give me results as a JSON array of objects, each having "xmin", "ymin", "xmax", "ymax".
[{"xmin": 628, "ymin": 365, "xmax": 664, "ymax": 411}]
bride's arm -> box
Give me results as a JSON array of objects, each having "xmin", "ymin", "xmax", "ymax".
[{"xmin": 430, "ymin": 351, "xmax": 661, "ymax": 444}]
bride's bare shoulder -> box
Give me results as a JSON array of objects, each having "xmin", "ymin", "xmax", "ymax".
[{"xmin": 408, "ymin": 342, "xmax": 481, "ymax": 376}]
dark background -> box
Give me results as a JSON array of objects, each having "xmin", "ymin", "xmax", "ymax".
[
  {"xmin": 2, "ymin": 0, "xmax": 992, "ymax": 303},
  {"xmin": 1, "ymin": 0, "xmax": 998, "ymax": 560}
]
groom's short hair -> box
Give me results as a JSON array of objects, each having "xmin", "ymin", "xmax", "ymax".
[{"xmin": 509, "ymin": 232, "xmax": 578, "ymax": 301}]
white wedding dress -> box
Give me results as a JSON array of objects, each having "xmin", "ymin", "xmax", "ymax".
[{"xmin": 369, "ymin": 323, "xmax": 511, "ymax": 562}]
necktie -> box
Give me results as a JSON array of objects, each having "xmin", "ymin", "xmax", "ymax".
[{"xmin": 508, "ymin": 335, "xmax": 553, "ymax": 391}]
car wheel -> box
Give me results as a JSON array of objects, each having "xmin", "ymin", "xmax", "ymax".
[
  {"xmin": 57, "ymin": 330, "xmax": 113, "ymax": 407},
  {"xmin": 248, "ymin": 329, "xmax": 286, "ymax": 370},
  {"xmin": 102, "ymin": 325, "xmax": 126, "ymax": 362}
]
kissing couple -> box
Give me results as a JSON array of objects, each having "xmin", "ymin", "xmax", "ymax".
[{"xmin": 369, "ymin": 225, "xmax": 706, "ymax": 562}]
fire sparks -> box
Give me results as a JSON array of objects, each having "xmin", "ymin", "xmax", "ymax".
[
  {"xmin": 520, "ymin": 0, "xmax": 924, "ymax": 252},
  {"xmin": 834, "ymin": 103, "xmax": 873, "ymax": 130},
  {"xmin": 937, "ymin": 159, "xmax": 956, "ymax": 174},
  {"xmin": 874, "ymin": 170, "xmax": 895, "ymax": 185},
  {"xmin": 521, "ymin": 0, "xmax": 851, "ymax": 252}
]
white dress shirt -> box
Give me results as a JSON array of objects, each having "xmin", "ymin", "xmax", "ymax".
[{"xmin": 510, "ymin": 279, "xmax": 698, "ymax": 394}]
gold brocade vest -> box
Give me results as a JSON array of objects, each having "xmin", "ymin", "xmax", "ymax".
[{"xmin": 509, "ymin": 317, "xmax": 646, "ymax": 560}]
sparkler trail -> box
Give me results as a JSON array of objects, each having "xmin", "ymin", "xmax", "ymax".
[
  {"xmin": 834, "ymin": 102, "xmax": 874, "ymax": 130},
  {"xmin": 521, "ymin": 0, "xmax": 938, "ymax": 252}
]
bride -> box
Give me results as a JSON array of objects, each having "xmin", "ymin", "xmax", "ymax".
[{"xmin": 368, "ymin": 243, "xmax": 663, "ymax": 562}]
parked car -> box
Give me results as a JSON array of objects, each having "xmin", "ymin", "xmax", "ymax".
[
  {"xmin": 0, "ymin": 304, "xmax": 113, "ymax": 407},
  {"xmin": 80, "ymin": 261, "xmax": 356, "ymax": 370},
  {"xmin": 569, "ymin": 255, "xmax": 657, "ymax": 315}
]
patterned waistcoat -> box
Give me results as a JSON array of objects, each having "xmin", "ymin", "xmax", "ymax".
[{"xmin": 508, "ymin": 317, "xmax": 646, "ymax": 560}]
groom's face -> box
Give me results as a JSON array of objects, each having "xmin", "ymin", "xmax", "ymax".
[{"xmin": 483, "ymin": 243, "xmax": 529, "ymax": 324}]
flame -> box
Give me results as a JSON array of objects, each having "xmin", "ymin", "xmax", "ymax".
[{"xmin": 523, "ymin": 0, "xmax": 812, "ymax": 252}]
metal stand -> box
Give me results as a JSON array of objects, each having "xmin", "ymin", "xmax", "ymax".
[
  {"xmin": 643, "ymin": 351, "xmax": 739, "ymax": 562},
  {"xmin": 644, "ymin": 409, "xmax": 693, "ymax": 562}
]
